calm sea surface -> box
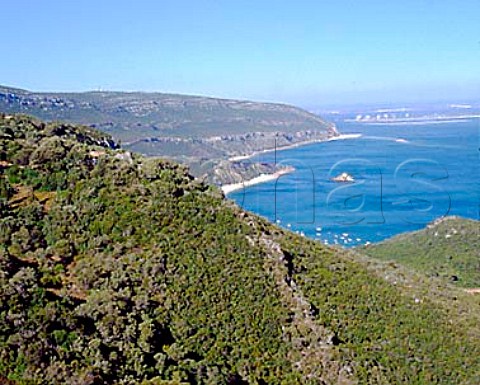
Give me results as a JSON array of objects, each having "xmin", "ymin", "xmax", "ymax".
[{"xmin": 228, "ymin": 120, "xmax": 479, "ymax": 246}]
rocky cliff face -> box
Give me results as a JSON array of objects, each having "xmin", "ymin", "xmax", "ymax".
[{"xmin": 127, "ymin": 128, "xmax": 338, "ymax": 159}]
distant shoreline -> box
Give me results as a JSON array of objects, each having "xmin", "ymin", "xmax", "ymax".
[
  {"xmin": 223, "ymin": 133, "xmax": 361, "ymax": 194},
  {"xmin": 228, "ymin": 133, "xmax": 362, "ymax": 162},
  {"xmin": 345, "ymin": 116, "xmax": 480, "ymax": 126}
]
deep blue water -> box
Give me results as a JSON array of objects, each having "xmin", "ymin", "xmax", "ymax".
[{"xmin": 228, "ymin": 120, "xmax": 479, "ymax": 247}]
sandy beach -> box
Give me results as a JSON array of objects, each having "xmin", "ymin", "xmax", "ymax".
[{"xmin": 222, "ymin": 166, "xmax": 295, "ymax": 195}]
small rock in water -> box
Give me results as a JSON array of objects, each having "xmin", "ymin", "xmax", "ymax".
[{"xmin": 331, "ymin": 172, "xmax": 355, "ymax": 183}]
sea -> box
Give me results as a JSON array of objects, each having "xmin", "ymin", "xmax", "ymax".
[{"xmin": 228, "ymin": 120, "xmax": 479, "ymax": 247}]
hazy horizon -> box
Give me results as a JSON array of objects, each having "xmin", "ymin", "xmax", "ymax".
[
  {"xmin": 2, "ymin": 82, "xmax": 478, "ymax": 112},
  {"xmin": 2, "ymin": 1, "xmax": 479, "ymax": 106}
]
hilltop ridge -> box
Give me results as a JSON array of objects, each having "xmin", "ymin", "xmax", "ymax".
[{"xmin": 0, "ymin": 85, "xmax": 337, "ymax": 153}]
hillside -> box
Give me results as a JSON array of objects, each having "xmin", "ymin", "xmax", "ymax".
[
  {"xmin": 0, "ymin": 85, "xmax": 337, "ymax": 159},
  {"xmin": 1, "ymin": 114, "xmax": 479, "ymax": 384},
  {"xmin": 0, "ymin": 85, "xmax": 338, "ymax": 186},
  {"xmin": 361, "ymin": 216, "xmax": 480, "ymax": 288}
]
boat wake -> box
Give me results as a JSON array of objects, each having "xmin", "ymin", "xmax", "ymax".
[{"xmin": 363, "ymin": 135, "xmax": 410, "ymax": 144}]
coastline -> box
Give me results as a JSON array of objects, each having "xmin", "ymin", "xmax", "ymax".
[
  {"xmin": 222, "ymin": 133, "xmax": 361, "ymax": 195},
  {"xmin": 355, "ymin": 119, "xmax": 474, "ymax": 126},
  {"xmin": 228, "ymin": 133, "xmax": 362, "ymax": 162},
  {"xmin": 345, "ymin": 115, "xmax": 480, "ymax": 126},
  {"xmin": 222, "ymin": 166, "xmax": 295, "ymax": 195}
]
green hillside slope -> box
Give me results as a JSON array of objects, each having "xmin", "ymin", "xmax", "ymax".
[
  {"xmin": 361, "ymin": 217, "xmax": 480, "ymax": 288},
  {"xmin": 0, "ymin": 114, "xmax": 479, "ymax": 384}
]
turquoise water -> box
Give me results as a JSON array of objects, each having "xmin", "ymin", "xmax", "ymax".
[{"xmin": 228, "ymin": 120, "xmax": 479, "ymax": 246}]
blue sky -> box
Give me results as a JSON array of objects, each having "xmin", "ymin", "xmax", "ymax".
[{"xmin": 2, "ymin": 0, "xmax": 479, "ymax": 106}]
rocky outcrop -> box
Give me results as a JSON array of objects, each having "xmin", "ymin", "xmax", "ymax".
[
  {"xmin": 331, "ymin": 172, "xmax": 355, "ymax": 183},
  {"xmin": 204, "ymin": 160, "xmax": 289, "ymax": 186}
]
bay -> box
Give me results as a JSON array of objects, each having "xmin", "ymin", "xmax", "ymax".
[{"xmin": 228, "ymin": 120, "xmax": 480, "ymax": 246}]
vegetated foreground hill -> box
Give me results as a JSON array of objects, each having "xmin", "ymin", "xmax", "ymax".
[
  {"xmin": 361, "ymin": 216, "xmax": 480, "ymax": 288},
  {"xmin": 0, "ymin": 85, "xmax": 337, "ymax": 160},
  {"xmin": 1, "ymin": 114, "xmax": 479, "ymax": 384}
]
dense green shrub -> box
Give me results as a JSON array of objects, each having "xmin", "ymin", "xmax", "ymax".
[{"xmin": 0, "ymin": 114, "xmax": 479, "ymax": 384}]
